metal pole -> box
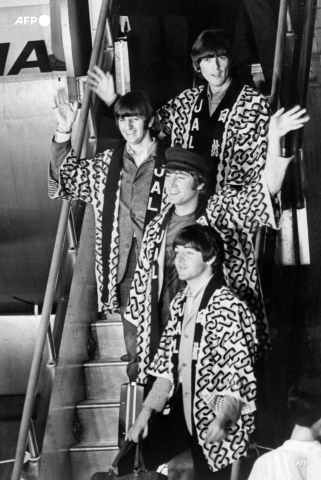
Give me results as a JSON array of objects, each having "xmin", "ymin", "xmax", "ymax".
[
  {"xmin": 11, "ymin": 0, "xmax": 112, "ymax": 478},
  {"xmin": 269, "ymin": 0, "xmax": 288, "ymax": 109},
  {"xmin": 11, "ymin": 201, "xmax": 70, "ymax": 480},
  {"xmin": 46, "ymin": 324, "xmax": 57, "ymax": 367}
]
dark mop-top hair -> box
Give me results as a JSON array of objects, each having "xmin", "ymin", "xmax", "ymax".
[
  {"xmin": 191, "ymin": 28, "xmax": 235, "ymax": 79},
  {"xmin": 173, "ymin": 224, "xmax": 224, "ymax": 276},
  {"xmin": 114, "ymin": 90, "xmax": 161, "ymax": 134}
]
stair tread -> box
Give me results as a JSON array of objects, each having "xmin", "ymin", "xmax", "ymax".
[
  {"xmin": 77, "ymin": 399, "xmax": 120, "ymax": 408},
  {"xmin": 91, "ymin": 320, "xmax": 122, "ymax": 327},
  {"xmin": 84, "ymin": 358, "xmax": 127, "ymax": 366},
  {"xmin": 70, "ymin": 440, "xmax": 118, "ymax": 451}
]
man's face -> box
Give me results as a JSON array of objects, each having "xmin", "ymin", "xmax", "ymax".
[
  {"xmin": 174, "ymin": 244, "xmax": 209, "ymax": 282},
  {"xmin": 118, "ymin": 116, "xmax": 149, "ymax": 146},
  {"xmin": 165, "ymin": 170, "xmax": 202, "ymax": 207},
  {"xmin": 199, "ymin": 55, "xmax": 230, "ymax": 90}
]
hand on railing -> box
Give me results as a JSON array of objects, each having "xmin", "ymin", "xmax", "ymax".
[
  {"xmin": 87, "ymin": 65, "xmax": 117, "ymax": 106},
  {"xmin": 53, "ymin": 89, "xmax": 78, "ymax": 133}
]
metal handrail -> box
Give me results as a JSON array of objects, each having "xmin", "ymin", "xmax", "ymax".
[
  {"xmin": 11, "ymin": 0, "xmax": 113, "ymax": 478},
  {"xmin": 269, "ymin": 0, "xmax": 288, "ymax": 110}
]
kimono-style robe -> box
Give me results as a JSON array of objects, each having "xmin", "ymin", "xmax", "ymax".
[
  {"xmin": 157, "ymin": 82, "xmax": 271, "ymax": 191},
  {"xmin": 48, "ymin": 140, "xmax": 168, "ymax": 313},
  {"xmin": 148, "ymin": 283, "xmax": 257, "ymax": 472},
  {"xmin": 125, "ymin": 173, "xmax": 279, "ymax": 382}
]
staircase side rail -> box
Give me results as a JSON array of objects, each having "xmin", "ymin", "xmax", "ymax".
[
  {"xmin": 11, "ymin": 1, "xmax": 112, "ymax": 479},
  {"xmin": 269, "ymin": 0, "xmax": 288, "ymax": 110},
  {"xmin": 283, "ymin": 0, "xmax": 317, "ymax": 209}
]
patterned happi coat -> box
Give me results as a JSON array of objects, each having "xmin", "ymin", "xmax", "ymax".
[
  {"xmin": 48, "ymin": 141, "xmax": 168, "ymax": 313},
  {"xmin": 157, "ymin": 83, "xmax": 271, "ymax": 191},
  {"xmin": 125, "ymin": 174, "xmax": 279, "ymax": 382},
  {"xmin": 148, "ymin": 284, "xmax": 257, "ymax": 472}
]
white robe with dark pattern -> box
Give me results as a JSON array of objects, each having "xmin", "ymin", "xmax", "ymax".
[
  {"xmin": 148, "ymin": 285, "xmax": 257, "ymax": 472},
  {"xmin": 125, "ymin": 173, "xmax": 280, "ymax": 382},
  {"xmin": 48, "ymin": 143, "xmax": 168, "ymax": 312},
  {"xmin": 157, "ymin": 84, "xmax": 271, "ymax": 191}
]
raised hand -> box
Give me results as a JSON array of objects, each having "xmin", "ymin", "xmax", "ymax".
[
  {"xmin": 269, "ymin": 105, "xmax": 310, "ymax": 139},
  {"xmin": 53, "ymin": 89, "xmax": 78, "ymax": 132},
  {"xmin": 87, "ymin": 66, "xmax": 116, "ymax": 105}
]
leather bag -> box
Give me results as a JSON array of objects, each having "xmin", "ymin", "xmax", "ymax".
[{"xmin": 91, "ymin": 439, "xmax": 167, "ymax": 480}]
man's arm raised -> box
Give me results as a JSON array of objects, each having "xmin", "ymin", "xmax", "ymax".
[
  {"xmin": 86, "ymin": 66, "xmax": 117, "ymax": 106},
  {"xmin": 265, "ymin": 106, "xmax": 310, "ymax": 195},
  {"xmin": 51, "ymin": 89, "xmax": 78, "ymax": 180}
]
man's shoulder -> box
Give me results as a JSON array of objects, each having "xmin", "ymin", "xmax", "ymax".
[
  {"xmin": 172, "ymin": 85, "xmax": 204, "ymax": 104},
  {"xmin": 143, "ymin": 204, "xmax": 172, "ymax": 236},
  {"xmin": 211, "ymin": 286, "xmax": 250, "ymax": 313},
  {"xmin": 92, "ymin": 147, "xmax": 119, "ymax": 166},
  {"xmin": 213, "ymin": 284, "xmax": 239, "ymax": 301},
  {"xmin": 239, "ymin": 85, "xmax": 271, "ymax": 109}
]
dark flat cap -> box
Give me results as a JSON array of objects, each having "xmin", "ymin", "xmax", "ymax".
[{"xmin": 164, "ymin": 147, "xmax": 210, "ymax": 179}]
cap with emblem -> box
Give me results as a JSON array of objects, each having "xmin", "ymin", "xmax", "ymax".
[{"xmin": 164, "ymin": 147, "xmax": 210, "ymax": 179}]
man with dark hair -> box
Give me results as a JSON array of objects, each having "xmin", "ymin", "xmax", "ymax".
[
  {"xmin": 88, "ymin": 29, "xmax": 271, "ymax": 195},
  {"xmin": 125, "ymin": 105, "xmax": 309, "ymax": 384},
  {"xmin": 128, "ymin": 223, "xmax": 257, "ymax": 479},
  {"xmin": 49, "ymin": 88, "xmax": 168, "ymax": 380},
  {"xmin": 249, "ymin": 374, "xmax": 321, "ymax": 480},
  {"xmin": 158, "ymin": 28, "xmax": 271, "ymax": 194}
]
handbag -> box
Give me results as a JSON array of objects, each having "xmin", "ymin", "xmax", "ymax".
[
  {"xmin": 91, "ymin": 438, "xmax": 167, "ymax": 480},
  {"xmin": 118, "ymin": 382, "xmax": 189, "ymax": 474}
]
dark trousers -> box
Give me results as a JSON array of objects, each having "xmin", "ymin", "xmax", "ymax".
[
  {"xmin": 118, "ymin": 242, "xmax": 138, "ymax": 382},
  {"xmin": 151, "ymin": 387, "xmax": 233, "ymax": 480}
]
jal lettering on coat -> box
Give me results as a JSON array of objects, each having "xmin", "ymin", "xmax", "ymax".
[
  {"xmin": 153, "ymin": 246, "xmax": 160, "ymax": 262},
  {"xmin": 173, "ymin": 338, "xmax": 179, "ymax": 353},
  {"xmin": 156, "ymin": 228, "xmax": 165, "ymax": 246},
  {"xmin": 152, "ymin": 263, "xmax": 158, "ymax": 279},
  {"xmin": 154, "ymin": 168, "xmax": 165, "ymax": 178},
  {"xmin": 147, "ymin": 197, "xmax": 158, "ymax": 211},
  {"xmin": 174, "ymin": 322, "xmax": 182, "ymax": 335},
  {"xmin": 188, "ymin": 136, "xmax": 195, "ymax": 149},
  {"xmin": 150, "ymin": 180, "xmax": 161, "ymax": 194},
  {"xmin": 191, "ymin": 118, "xmax": 199, "ymax": 131},
  {"xmin": 194, "ymin": 99, "xmax": 203, "ymax": 113}
]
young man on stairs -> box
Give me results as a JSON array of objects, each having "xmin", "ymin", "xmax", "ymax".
[{"xmin": 49, "ymin": 88, "xmax": 168, "ymax": 382}]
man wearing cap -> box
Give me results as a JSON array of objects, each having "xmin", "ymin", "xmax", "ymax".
[{"xmin": 124, "ymin": 106, "xmax": 309, "ymax": 383}]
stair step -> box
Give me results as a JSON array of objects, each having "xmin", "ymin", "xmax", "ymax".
[
  {"xmin": 84, "ymin": 359, "xmax": 128, "ymax": 401},
  {"xmin": 91, "ymin": 320, "xmax": 126, "ymax": 360},
  {"xmin": 77, "ymin": 400, "xmax": 120, "ymax": 443},
  {"xmin": 70, "ymin": 442, "xmax": 118, "ymax": 480}
]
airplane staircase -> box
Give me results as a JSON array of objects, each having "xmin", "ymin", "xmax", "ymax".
[{"xmin": 69, "ymin": 316, "xmax": 127, "ymax": 480}]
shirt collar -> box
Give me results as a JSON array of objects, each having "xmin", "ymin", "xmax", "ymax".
[
  {"xmin": 185, "ymin": 274, "xmax": 214, "ymax": 300},
  {"xmin": 125, "ymin": 138, "xmax": 157, "ymax": 161},
  {"xmin": 206, "ymin": 80, "xmax": 231, "ymax": 102}
]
